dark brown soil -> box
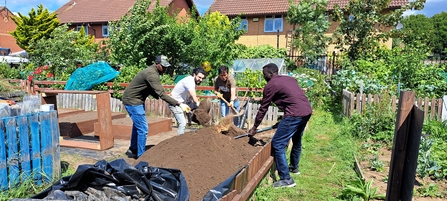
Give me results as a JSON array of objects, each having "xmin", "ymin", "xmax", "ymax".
[
  {"xmin": 191, "ymin": 109, "xmax": 211, "ymax": 125},
  {"xmin": 135, "ymin": 126, "xmax": 262, "ymax": 201},
  {"xmin": 191, "ymin": 99, "xmax": 212, "ymax": 125}
]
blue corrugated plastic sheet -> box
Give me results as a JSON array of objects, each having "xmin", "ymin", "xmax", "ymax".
[{"xmin": 64, "ymin": 61, "xmax": 120, "ymax": 90}]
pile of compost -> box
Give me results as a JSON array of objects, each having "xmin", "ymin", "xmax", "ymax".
[{"xmin": 135, "ymin": 122, "xmax": 262, "ymax": 201}]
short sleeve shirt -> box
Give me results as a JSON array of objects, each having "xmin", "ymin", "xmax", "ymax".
[
  {"xmin": 170, "ymin": 75, "xmax": 196, "ymax": 103},
  {"xmin": 214, "ymin": 75, "xmax": 236, "ymax": 102}
]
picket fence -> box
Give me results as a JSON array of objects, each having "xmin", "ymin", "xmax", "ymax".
[
  {"xmin": 0, "ymin": 111, "xmax": 60, "ymax": 190},
  {"xmin": 55, "ymin": 94, "xmax": 282, "ymax": 127},
  {"xmin": 342, "ymin": 89, "xmax": 446, "ymax": 121}
]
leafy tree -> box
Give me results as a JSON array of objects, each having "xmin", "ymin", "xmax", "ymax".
[
  {"xmin": 178, "ymin": 11, "xmax": 246, "ymax": 79},
  {"xmin": 108, "ymin": 0, "xmax": 245, "ymax": 84},
  {"xmin": 331, "ymin": 0, "xmax": 425, "ymax": 61},
  {"xmin": 29, "ymin": 24, "xmax": 100, "ymax": 79},
  {"xmin": 287, "ymin": 0, "xmax": 332, "ymax": 62},
  {"xmin": 400, "ymin": 14, "xmax": 434, "ymax": 49},
  {"xmin": 107, "ymin": 0, "xmax": 185, "ymax": 68},
  {"xmin": 431, "ymin": 12, "xmax": 447, "ymax": 57},
  {"xmin": 9, "ymin": 4, "xmax": 59, "ymax": 53}
]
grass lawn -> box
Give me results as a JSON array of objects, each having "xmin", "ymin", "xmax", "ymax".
[{"xmin": 250, "ymin": 109, "xmax": 359, "ymax": 200}]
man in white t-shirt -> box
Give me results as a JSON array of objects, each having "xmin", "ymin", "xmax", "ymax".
[{"xmin": 169, "ymin": 68, "xmax": 207, "ymax": 135}]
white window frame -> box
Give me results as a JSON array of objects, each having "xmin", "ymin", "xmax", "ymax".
[
  {"xmin": 102, "ymin": 24, "xmax": 109, "ymax": 37},
  {"xmin": 264, "ymin": 15, "xmax": 283, "ymax": 32},
  {"xmin": 76, "ymin": 25, "xmax": 88, "ymax": 35},
  {"xmin": 237, "ymin": 17, "xmax": 248, "ymax": 31}
]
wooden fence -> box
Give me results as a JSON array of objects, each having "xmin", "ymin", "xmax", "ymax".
[
  {"xmin": 342, "ymin": 89, "xmax": 444, "ymax": 121},
  {"xmin": 0, "ymin": 111, "xmax": 60, "ymax": 190},
  {"xmin": 54, "ymin": 93, "xmax": 281, "ymax": 127}
]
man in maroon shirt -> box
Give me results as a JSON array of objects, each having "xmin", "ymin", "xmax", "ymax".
[{"xmin": 248, "ymin": 63, "xmax": 312, "ymax": 188}]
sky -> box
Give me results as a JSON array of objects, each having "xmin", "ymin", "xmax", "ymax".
[{"xmin": 0, "ymin": 0, "xmax": 446, "ymax": 17}]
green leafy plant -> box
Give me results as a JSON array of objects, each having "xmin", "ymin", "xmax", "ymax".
[
  {"xmin": 348, "ymin": 92, "xmax": 395, "ymax": 144},
  {"xmin": 369, "ymin": 155, "xmax": 384, "ymax": 172},
  {"xmin": 339, "ymin": 177, "xmax": 386, "ymax": 201},
  {"xmin": 416, "ymin": 183, "xmax": 442, "ymax": 198},
  {"xmin": 417, "ymin": 137, "xmax": 444, "ymax": 179}
]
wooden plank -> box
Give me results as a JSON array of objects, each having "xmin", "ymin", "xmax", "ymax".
[
  {"xmin": 431, "ymin": 98, "xmax": 436, "ymax": 120},
  {"xmin": 29, "ymin": 114, "xmax": 42, "ymax": 185},
  {"xmin": 0, "ymin": 120, "xmax": 8, "ymax": 189},
  {"xmin": 50, "ymin": 111, "xmax": 61, "ymax": 179},
  {"xmin": 96, "ymin": 92, "xmax": 114, "ymax": 150},
  {"xmin": 373, "ymin": 94, "xmax": 379, "ymax": 104},
  {"xmin": 349, "ymin": 92, "xmax": 355, "ymax": 117},
  {"xmin": 417, "ymin": 97, "xmax": 422, "ymax": 109},
  {"xmin": 361, "ymin": 94, "xmax": 366, "ymax": 113},
  {"xmin": 5, "ymin": 117, "xmax": 19, "ymax": 186},
  {"xmin": 18, "ymin": 116, "xmax": 31, "ymax": 181},
  {"xmin": 438, "ymin": 99, "xmax": 443, "ymax": 122},
  {"xmin": 356, "ymin": 93, "xmax": 361, "ymax": 114},
  {"xmin": 424, "ymin": 97, "xmax": 429, "ymax": 119},
  {"xmin": 39, "ymin": 112, "xmax": 53, "ymax": 183},
  {"xmin": 60, "ymin": 140, "xmax": 101, "ymax": 150},
  {"xmin": 239, "ymin": 157, "xmax": 274, "ymax": 201},
  {"xmin": 386, "ymin": 91, "xmax": 415, "ymax": 201}
]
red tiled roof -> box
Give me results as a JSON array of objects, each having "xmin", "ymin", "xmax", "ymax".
[
  {"xmin": 209, "ymin": 0, "xmax": 408, "ymax": 16},
  {"xmin": 56, "ymin": 0, "xmax": 190, "ymax": 24}
]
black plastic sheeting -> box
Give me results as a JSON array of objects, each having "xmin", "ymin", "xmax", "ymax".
[
  {"xmin": 202, "ymin": 166, "xmax": 245, "ymax": 201},
  {"xmin": 30, "ymin": 159, "xmax": 189, "ymax": 201}
]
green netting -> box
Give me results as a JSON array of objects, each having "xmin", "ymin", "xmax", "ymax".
[{"xmin": 65, "ymin": 61, "xmax": 120, "ymax": 90}]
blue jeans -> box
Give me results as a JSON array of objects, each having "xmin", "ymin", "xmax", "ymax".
[
  {"xmin": 272, "ymin": 115, "xmax": 311, "ymax": 180},
  {"xmin": 220, "ymin": 99, "xmax": 241, "ymax": 127},
  {"xmin": 168, "ymin": 104, "xmax": 186, "ymax": 135},
  {"xmin": 220, "ymin": 99, "xmax": 240, "ymax": 117},
  {"xmin": 124, "ymin": 104, "xmax": 148, "ymax": 157}
]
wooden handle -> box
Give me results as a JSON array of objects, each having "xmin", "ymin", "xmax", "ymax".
[{"xmin": 220, "ymin": 98, "xmax": 238, "ymax": 113}]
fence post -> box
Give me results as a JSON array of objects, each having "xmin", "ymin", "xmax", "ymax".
[
  {"xmin": 443, "ymin": 95, "xmax": 447, "ymax": 121},
  {"xmin": 386, "ymin": 91, "xmax": 424, "ymax": 201}
]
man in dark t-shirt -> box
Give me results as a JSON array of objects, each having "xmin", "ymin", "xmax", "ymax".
[{"xmin": 248, "ymin": 63, "xmax": 312, "ymax": 188}]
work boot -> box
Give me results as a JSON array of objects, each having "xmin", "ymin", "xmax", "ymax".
[{"xmin": 272, "ymin": 178, "xmax": 296, "ymax": 188}]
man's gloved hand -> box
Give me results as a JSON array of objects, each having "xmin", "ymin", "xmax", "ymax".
[
  {"xmin": 216, "ymin": 92, "xmax": 223, "ymax": 99},
  {"xmin": 229, "ymin": 101, "xmax": 234, "ymax": 108},
  {"xmin": 179, "ymin": 103, "xmax": 191, "ymax": 113}
]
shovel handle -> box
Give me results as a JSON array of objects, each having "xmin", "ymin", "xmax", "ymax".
[
  {"xmin": 220, "ymin": 97, "xmax": 238, "ymax": 113},
  {"xmin": 233, "ymin": 126, "xmax": 275, "ymax": 139}
]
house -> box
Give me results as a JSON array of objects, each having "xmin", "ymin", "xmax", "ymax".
[
  {"xmin": 56, "ymin": 0, "xmax": 198, "ymax": 42},
  {"xmin": 0, "ymin": 6, "xmax": 23, "ymax": 53},
  {"xmin": 208, "ymin": 0, "xmax": 407, "ymax": 54}
]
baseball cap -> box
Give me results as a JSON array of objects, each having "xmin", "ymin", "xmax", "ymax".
[{"xmin": 155, "ymin": 55, "xmax": 171, "ymax": 68}]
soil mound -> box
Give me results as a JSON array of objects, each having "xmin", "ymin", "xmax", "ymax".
[{"xmin": 135, "ymin": 126, "xmax": 262, "ymax": 201}]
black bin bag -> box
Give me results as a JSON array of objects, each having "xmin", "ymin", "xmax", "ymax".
[{"xmin": 29, "ymin": 159, "xmax": 190, "ymax": 201}]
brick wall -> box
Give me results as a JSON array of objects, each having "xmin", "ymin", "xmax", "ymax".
[{"xmin": 0, "ymin": 8, "xmax": 23, "ymax": 52}]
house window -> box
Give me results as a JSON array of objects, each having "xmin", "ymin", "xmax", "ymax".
[
  {"xmin": 264, "ymin": 15, "xmax": 283, "ymax": 32},
  {"xmin": 102, "ymin": 24, "xmax": 109, "ymax": 37},
  {"xmin": 76, "ymin": 25, "xmax": 88, "ymax": 35},
  {"xmin": 237, "ymin": 17, "xmax": 248, "ymax": 31}
]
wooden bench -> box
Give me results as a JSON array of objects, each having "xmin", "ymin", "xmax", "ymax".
[{"xmin": 39, "ymin": 90, "xmax": 114, "ymax": 151}]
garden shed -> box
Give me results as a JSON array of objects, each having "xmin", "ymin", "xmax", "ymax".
[{"xmin": 232, "ymin": 58, "xmax": 287, "ymax": 75}]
